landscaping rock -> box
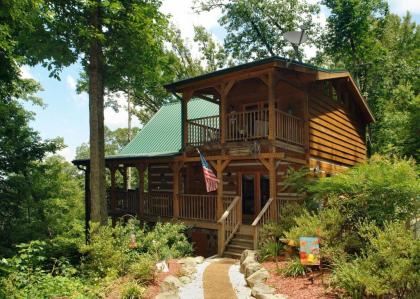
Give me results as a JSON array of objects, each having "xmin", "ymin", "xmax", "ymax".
[
  {"xmin": 246, "ymin": 268, "xmax": 270, "ymax": 288},
  {"xmin": 241, "ymin": 255, "xmax": 257, "ymax": 273},
  {"xmin": 240, "ymin": 249, "xmax": 256, "ymax": 264},
  {"xmin": 193, "ymin": 256, "xmax": 204, "ymax": 264},
  {"xmin": 245, "ymin": 262, "xmax": 262, "ymax": 277},
  {"xmin": 155, "ymin": 290, "xmax": 179, "ymax": 299},
  {"xmin": 179, "ymin": 276, "xmax": 191, "ymax": 284},
  {"xmin": 160, "ymin": 275, "xmax": 182, "ymax": 292},
  {"xmin": 179, "ymin": 265, "xmax": 197, "ymax": 276},
  {"xmin": 251, "ymin": 283, "xmax": 275, "ymax": 297}
]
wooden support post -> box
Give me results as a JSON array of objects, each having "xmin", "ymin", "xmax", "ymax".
[
  {"xmin": 268, "ymin": 71, "xmax": 276, "ymax": 141},
  {"xmin": 216, "ymin": 160, "xmax": 224, "ymax": 219},
  {"xmin": 136, "ymin": 164, "xmax": 145, "ymax": 219},
  {"xmin": 269, "ymin": 158, "xmax": 277, "ymax": 220},
  {"xmin": 218, "ymin": 221, "xmax": 225, "ymax": 256},
  {"xmin": 172, "ymin": 162, "xmax": 181, "ymax": 218},
  {"xmin": 220, "ymin": 80, "xmax": 235, "ymax": 144},
  {"xmin": 215, "ymin": 159, "xmax": 230, "ymax": 219},
  {"xmin": 303, "ymin": 91, "xmax": 310, "ymax": 162},
  {"xmin": 110, "ymin": 167, "xmax": 117, "ymax": 212},
  {"xmin": 182, "ymin": 91, "xmax": 192, "ymax": 150},
  {"xmin": 84, "ymin": 166, "xmax": 91, "ymax": 244}
]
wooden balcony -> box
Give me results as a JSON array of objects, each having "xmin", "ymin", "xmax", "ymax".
[{"xmin": 187, "ymin": 109, "xmax": 304, "ymax": 147}]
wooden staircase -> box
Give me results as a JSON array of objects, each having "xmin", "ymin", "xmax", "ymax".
[{"xmin": 222, "ymin": 225, "xmax": 254, "ymax": 259}]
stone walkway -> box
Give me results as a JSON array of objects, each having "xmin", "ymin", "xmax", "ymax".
[{"xmin": 178, "ymin": 257, "xmax": 252, "ymax": 299}]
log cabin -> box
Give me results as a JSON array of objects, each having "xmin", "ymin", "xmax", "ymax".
[{"xmin": 73, "ymin": 57, "xmax": 374, "ymax": 258}]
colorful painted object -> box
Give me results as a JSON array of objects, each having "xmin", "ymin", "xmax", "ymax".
[{"xmin": 299, "ymin": 237, "xmax": 320, "ymax": 266}]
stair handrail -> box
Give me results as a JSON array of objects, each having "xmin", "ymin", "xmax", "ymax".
[
  {"xmin": 251, "ymin": 197, "xmax": 274, "ymax": 250},
  {"xmin": 217, "ymin": 196, "xmax": 241, "ymax": 256}
]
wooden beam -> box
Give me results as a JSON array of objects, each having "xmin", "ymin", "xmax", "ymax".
[
  {"xmin": 175, "ymin": 152, "xmax": 285, "ymax": 163},
  {"xmin": 304, "ymin": 91, "xmax": 310, "ymax": 163},
  {"xmin": 182, "ymin": 91, "xmax": 193, "ymax": 150},
  {"xmin": 136, "ymin": 164, "xmax": 146, "ymax": 219},
  {"xmin": 269, "ymin": 158, "xmax": 277, "ymax": 220},
  {"xmin": 171, "ymin": 162, "xmax": 183, "ymax": 218},
  {"xmin": 268, "ymin": 71, "xmax": 276, "ymax": 141},
  {"xmin": 216, "ymin": 160, "xmax": 224, "ymax": 219}
]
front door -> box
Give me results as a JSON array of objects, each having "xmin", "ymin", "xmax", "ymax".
[{"xmin": 241, "ymin": 172, "xmax": 270, "ymax": 224}]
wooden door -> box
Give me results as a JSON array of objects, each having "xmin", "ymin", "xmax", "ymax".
[{"xmin": 240, "ymin": 172, "xmax": 270, "ymax": 224}]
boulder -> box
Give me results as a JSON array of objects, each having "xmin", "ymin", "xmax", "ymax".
[
  {"xmin": 240, "ymin": 255, "xmax": 257, "ymax": 273},
  {"xmin": 155, "ymin": 291, "xmax": 179, "ymax": 299},
  {"xmin": 160, "ymin": 275, "xmax": 182, "ymax": 292},
  {"xmin": 245, "ymin": 262, "xmax": 262, "ymax": 277},
  {"xmin": 251, "ymin": 283, "xmax": 275, "ymax": 297},
  {"xmin": 246, "ymin": 268, "xmax": 270, "ymax": 288},
  {"xmin": 240, "ymin": 250, "xmax": 256, "ymax": 264}
]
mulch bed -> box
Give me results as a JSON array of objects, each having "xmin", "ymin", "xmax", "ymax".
[
  {"xmin": 262, "ymin": 258, "xmax": 337, "ymax": 299},
  {"xmin": 144, "ymin": 259, "xmax": 181, "ymax": 299}
]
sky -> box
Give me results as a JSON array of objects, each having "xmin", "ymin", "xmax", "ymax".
[{"xmin": 22, "ymin": 0, "xmax": 420, "ymax": 162}]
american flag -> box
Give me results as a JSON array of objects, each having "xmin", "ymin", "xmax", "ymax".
[{"xmin": 198, "ymin": 149, "xmax": 219, "ymax": 192}]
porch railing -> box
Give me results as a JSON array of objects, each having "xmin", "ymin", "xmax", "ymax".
[
  {"xmin": 179, "ymin": 194, "xmax": 217, "ymax": 221},
  {"xmin": 187, "ymin": 115, "xmax": 219, "ymax": 146},
  {"xmin": 108, "ymin": 188, "xmax": 138, "ymax": 215},
  {"xmin": 252, "ymin": 197, "xmax": 274, "ymax": 250},
  {"xmin": 218, "ymin": 196, "xmax": 241, "ymax": 256},
  {"xmin": 276, "ymin": 110, "xmax": 304, "ymax": 145},
  {"xmin": 227, "ymin": 109, "xmax": 269, "ymax": 141},
  {"xmin": 143, "ymin": 192, "xmax": 173, "ymax": 218}
]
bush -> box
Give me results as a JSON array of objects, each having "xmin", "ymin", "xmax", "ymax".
[
  {"xmin": 137, "ymin": 222, "xmax": 193, "ymax": 260},
  {"xmin": 331, "ymin": 222, "xmax": 420, "ymax": 298},
  {"xmin": 121, "ymin": 281, "xmax": 145, "ymax": 299},
  {"xmin": 259, "ymin": 202, "xmax": 305, "ymax": 261},
  {"xmin": 128, "ymin": 254, "xmax": 155, "ymax": 283},
  {"xmin": 281, "ymin": 257, "xmax": 306, "ymax": 277}
]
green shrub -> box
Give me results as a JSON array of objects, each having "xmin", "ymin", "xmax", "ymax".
[
  {"xmin": 331, "ymin": 222, "xmax": 420, "ymax": 298},
  {"xmin": 281, "ymin": 257, "xmax": 306, "ymax": 277},
  {"xmin": 128, "ymin": 254, "xmax": 155, "ymax": 283},
  {"xmin": 137, "ymin": 222, "xmax": 192, "ymax": 260},
  {"xmin": 121, "ymin": 281, "xmax": 145, "ymax": 299}
]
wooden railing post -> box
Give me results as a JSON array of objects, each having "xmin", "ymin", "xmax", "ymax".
[
  {"xmin": 218, "ymin": 222, "xmax": 225, "ymax": 256},
  {"xmin": 268, "ymin": 71, "xmax": 276, "ymax": 141}
]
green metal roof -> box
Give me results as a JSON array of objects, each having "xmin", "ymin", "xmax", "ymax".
[{"xmin": 116, "ymin": 99, "xmax": 219, "ymax": 157}]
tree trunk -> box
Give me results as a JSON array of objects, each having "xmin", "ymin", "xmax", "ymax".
[{"xmin": 88, "ymin": 0, "xmax": 107, "ymax": 225}]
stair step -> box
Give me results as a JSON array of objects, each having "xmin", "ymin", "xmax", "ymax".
[
  {"xmin": 233, "ymin": 233, "xmax": 253, "ymax": 241},
  {"xmin": 222, "ymin": 251, "xmax": 242, "ymax": 259},
  {"xmin": 230, "ymin": 239, "xmax": 254, "ymax": 247}
]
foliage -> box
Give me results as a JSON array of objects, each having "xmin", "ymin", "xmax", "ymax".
[
  {"xmin": 309, "ymin": 155, "xmax": 419, "ymax": 227},
  {"xmin": 128, "ymin": 254, "xmax": 155, "ymax": 283},
  {"xmin": 121, "ymin": 281, "xmax": 145, "ymax": 299},
  {"xmin": 281, "ymin": 257, "xmax": 306, "ymax": 277},
  {"xmin": 331, "ymin": 222, "xmax": 420, "ymax": 298},
  {"xmin": 259, "ymin": 202, "xmax": 305, "ymax": 261},
  {"xmin": 1, "ymin": 155, "xmax": 84, "ymax": 256},
  {"xmin": 285, "ymin": 155, "xmax": 419, "ymax": 263},
  {"xmin": 195, "ymin": 0, "xmax": 321, "ymax": 62},
  {"xmin": 75, "ymin": 126, "xmax": 140, "ymax": 159}
]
